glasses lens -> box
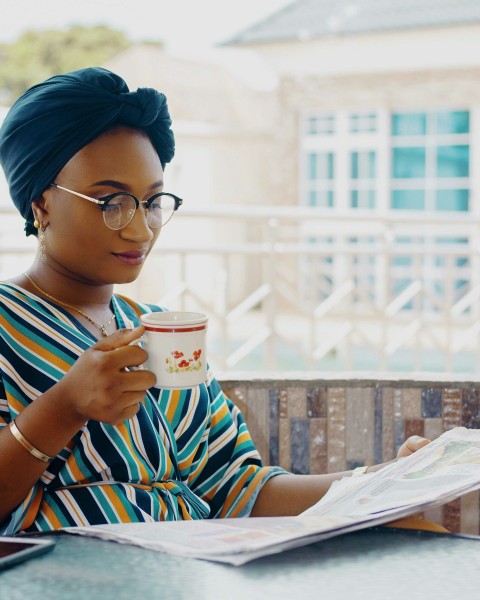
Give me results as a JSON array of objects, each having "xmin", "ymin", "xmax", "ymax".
[
  {"xmin": 147, "ymin": 194, "xmax": 176, "ymax": 228},
  {"xmin": 103, "ymin": 195, "xmax": 137, "ymax": 230}
]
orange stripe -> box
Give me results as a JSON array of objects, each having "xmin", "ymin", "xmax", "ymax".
[
  {"xmin": 0, "ymin": 314, "xmax": 70, "ymax": 372},
  {"xmin": 177, "ymin": 496, "xmax": 195, "ymax": 520},
  {"xmin": 38, "ymin": 504, "xmax": 64, "ymax": 530},
  {"xmin": 65, "ymin": 453, "xmax": 87, "ymax": 483},
  {"xmin": 219, "ymin": 466, "xmax": 266, "ymax": 518},
  {"xmin": 7, "ymin": 291, "xmax": 82, "ymax": 355},
  {"xmin": 186, "ymin": 450, "xmax": 208, "ymax": 482},
  {"xmin": 165, "ymin": 389, "xmax": 181, "ymax": 423},
  {"xmin": 101, "ymin": 485, "xmax": 133, "ymax": 522},
  {"xmin": 19, "ymin": 486, "xmax": 44, "ymax": 531}
]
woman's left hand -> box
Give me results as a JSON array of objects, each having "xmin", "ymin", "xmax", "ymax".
[{"xmin": 396, "ymin": 435, "xmax": 431, "ymax": 458}]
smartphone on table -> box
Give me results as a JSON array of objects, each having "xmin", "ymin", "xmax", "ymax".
[{"xmin": 0, "ymin": 536, "xmax": 55, "ymax": 570}]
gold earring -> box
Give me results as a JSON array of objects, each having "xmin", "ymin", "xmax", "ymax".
[
  {"xmin": 39, "ymin": 225, "xmax": 46, "ymax": 263},
  {"xmin": 34, "ymin": 219, "xmax": 40, "ymax": 229}
]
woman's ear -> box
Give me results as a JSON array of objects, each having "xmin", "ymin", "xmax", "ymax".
[{"xmin": 31, "ymin": 196, "xmax": 49, "ymax": 227}]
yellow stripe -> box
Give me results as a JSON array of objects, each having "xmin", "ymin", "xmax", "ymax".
[
  {"xmin": 101, "ymin": 485, "xmax": 133, "ymax": 522},
  {"xmin": 38, "ymin": 504, "xmax": 64, "ymax": 530},
  {"xmin": 117, "ymin": 421, "xmax": 149, "ymax": 483},
  {"xmin": 219, "ymin": 466, "xmax": 266, "ymax": 518},
  {"xmin": 165, "ymin": 389, "xmax": 181, "ymax": 423}
]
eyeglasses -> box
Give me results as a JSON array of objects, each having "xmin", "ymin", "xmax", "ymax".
[{"xmin": 50, "ymin": 183, "xmax": 183, "ymax": 230}]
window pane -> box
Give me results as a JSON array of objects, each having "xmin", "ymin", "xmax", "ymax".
[
  {"xmin": 321, "ymin": 153, "xmax": 334, "ymax": 179},
  {"xmin": 308, "ymin": 152, "xmax": 334, "ymax": 180},
  {"xmin": 392, "ymin": 147, "xmax": 426, "ymax": 178},
  {"xmin": 435, "ymin": 111, "xmax": 469, "ymax": 134},
  {"xmin": 308, "ymin": 153, "xmax": 317, "ymax": 179},
  {"xmin": 392, "ymin": 113, "xmax": 426, "ymax": 136},
  {"xmin": 350, "ymin": 113, "xmax": 377, "ymax": 133},
  {"xmin": 435, "ymin": 189, "xmax": 469, "ymax": 211},
  {"xmin": 351, "ymin": 153, "xmax": 359, "ymax": 179},
  {"xmin": 351, "ymin": 190, "xmax": 359, "ymax": 207},
  {"xmin": 307, "ymin": 115, "xmax": 335, "ymax": 135},
  {"xmin": 351, "ymin": 151, "xmax": 376, "ymax": 179},
  {"xmin": 351, "ymin": 190, "xmax": 376, "ymax": 209},
  {"xmin": 393, "ymin": 256, "xmax": 413, "ymax": 266},
  {"xmin": 436, "ymin": 145, "xmax": 469, "ymax": 177},
  {"xmin": 308, "ymin": 190, "xmax": 334, "ymax": 207},
  {"xmin": 391, "ymin": 190, "xmax": 425, "ymax": 210}
]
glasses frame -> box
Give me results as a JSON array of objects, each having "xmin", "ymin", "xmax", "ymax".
[{"xmin": 50, "ymin": 183, "xmax": 183, "ymax": 230}]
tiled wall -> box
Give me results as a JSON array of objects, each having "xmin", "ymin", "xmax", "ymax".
[{"xmin": 219, "ymin": 376, "xmax": 480, "ymax": 535}]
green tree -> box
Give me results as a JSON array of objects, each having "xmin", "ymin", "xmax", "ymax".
[{"xmin": 0, "ymin": 25, "xmax": 135, "ymax": 104}]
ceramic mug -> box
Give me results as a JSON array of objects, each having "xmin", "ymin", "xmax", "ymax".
[{"xmin": 139, "ymin": 311, "xmax": 208, "ymax": 389}]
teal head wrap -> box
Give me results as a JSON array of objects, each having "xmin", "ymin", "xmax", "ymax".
[{"xmin": 0, "ymin": 67, "xmax": 175, "ymax": 235}]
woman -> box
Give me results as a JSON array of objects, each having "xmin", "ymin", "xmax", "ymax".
[{"xmin": 0, "ymin": 67, "xmax": 428, "ymax": 534}]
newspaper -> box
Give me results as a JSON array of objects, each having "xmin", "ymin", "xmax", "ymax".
[{"xmin": 65, "ymin": 427, "xmax": 480, "ymax": 565}]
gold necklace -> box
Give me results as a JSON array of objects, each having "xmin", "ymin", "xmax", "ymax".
[{"xmin": 23, "ymin": 272, "xmax": 116, "ymax": 337}]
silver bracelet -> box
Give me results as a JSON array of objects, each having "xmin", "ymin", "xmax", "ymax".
[{"xmin": 9, "ymin": 421, "xmax": 54, "ymax": 463}]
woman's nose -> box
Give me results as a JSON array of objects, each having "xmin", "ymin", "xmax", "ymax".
[{"xmin": 120, "ymin": 206, "xmax": 154, "ymax": 242}]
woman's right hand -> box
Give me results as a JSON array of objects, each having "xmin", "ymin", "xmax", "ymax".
[{"xmin": 57, "ymin": 326, "xmax": 156, "ymax": 426}]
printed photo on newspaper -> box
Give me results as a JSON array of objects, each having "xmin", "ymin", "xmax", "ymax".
[{"xmin": 65, "ymin": 427, "xmax": 480, "ymax": 565}]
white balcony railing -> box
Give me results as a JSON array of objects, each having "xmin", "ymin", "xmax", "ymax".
[{"xmin": 1, "ymin": 205, "xmax": 479, "ymax": 374}]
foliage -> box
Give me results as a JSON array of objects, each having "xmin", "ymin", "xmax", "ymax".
[{"xmin": 0, "ymin": 25, "xmax": 135, "ymax": 104}]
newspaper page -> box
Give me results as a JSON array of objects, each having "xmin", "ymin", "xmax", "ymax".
[
  {"xmin": 302, "ymin": 427, "xmax": 480, "ymax": 519},
  {"xmin": 66, "ymin": 514, "xmax": 357, "ymax": 566},
  {"xmin": 65, "ymin": 427, "xmax": 480, "ymax": 565}
]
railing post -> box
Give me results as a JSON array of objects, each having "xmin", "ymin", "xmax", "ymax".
[{"xmin": 264, "ymin": 217, "xmax": 278, "ymax": 370}]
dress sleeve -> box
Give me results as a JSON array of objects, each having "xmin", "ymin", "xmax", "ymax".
[
  {"xmin": 188, "ymin": 373, "xmax": 288, "ymax": 518},
  {"xmin": 0, "ymin": 376, "xmax": 43, "ymax": 535}
]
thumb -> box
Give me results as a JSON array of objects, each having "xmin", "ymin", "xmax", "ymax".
[
  {"xmin": 408, "ymin": 435, "xmax": 431, "ymax": 451},
  {"xmin": 93, "ymin": 325, "xmax": 145, "ymax": 352},
  {"xmin": 397, "ymin": 435, "xmax": 431, "ymax": 458}
]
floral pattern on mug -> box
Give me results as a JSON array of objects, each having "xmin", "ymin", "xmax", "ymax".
[{"xmin": 165, "ymin": 349, "xmax": 202, "ymax": 373}]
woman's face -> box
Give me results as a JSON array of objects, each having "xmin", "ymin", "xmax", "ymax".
[{"xmin": 37, "ymin": 126, "xmax": 164, "ymax": 285}]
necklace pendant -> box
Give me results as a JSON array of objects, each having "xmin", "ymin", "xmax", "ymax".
[{"xmin": 101, "ymin": 325, "xmax": 108, "ymax": 336}]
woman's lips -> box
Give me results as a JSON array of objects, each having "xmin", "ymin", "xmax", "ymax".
[{"xmin": 112, "ymin": 251, "xmax": 147, "ymax": 266}]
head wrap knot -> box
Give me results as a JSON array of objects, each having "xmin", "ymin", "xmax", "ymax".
[
  {"xmin": 118, "ymin": 88, "xmax": 161, "ymax": 127},
  {"xmin": 0, "ymin": 67, "xmax": 175, "ymax": 236}
]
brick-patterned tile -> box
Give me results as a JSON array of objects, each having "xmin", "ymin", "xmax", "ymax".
[
  {"xmin": 443, "ymin": 389, "xmax": 462, "ymax": 431},
  {"xmin": 279, "ymin": 389, "xmax": 288, "ymax": 418},
  {"xmin": 462, "ymin": 388, "xmax": 480, "ymax": 429},
  {"xmin": 374, "ymin": 387, "xmax": 383, "ymax": 464},
  {"xmin": 268, "ymin": 389, "xmax": 279, "ymax": 466},
  {"xmin": 460, "ymin": 491, "xmax": 480, "ymax": 535},
  {"xmin": 309, "ymin": 418, "xmax": 327, "ymax": 474},
  {"xmin": 424, "ymin": 418, "xmax": 444, "ymax": 442},
  {"xmin": 327, "ymin": 387, "xmax": 346, "ymax": 473},
  {"xmin": 278, "ymin": 417, "xmax": 291, "ymax": 471},
  {"xmin": 287, "ymin": 387, "xmax": 307, "ymax": 418},
  {"xmin": 346, "ymin": 387, "xmax": 374, "ymax": 466},
  {"xmin": 404, "ymin": 418, "xmax": 425, "ymax": 438},
  {"xmin": 291, "ymin": 418, "xmax": 310, "ymax": 474},
  {"xmin": 443, "ymin": 498, "xmax": 461, "ymax": 533},
  {"xmin": 307, "ymin": 387, "xmax": 327, "ymax": 418},
  {"xmin": 393, "ymin": 389, "xmax": 404, "ymax": 454},
  {"xmin": 421, "ymin": 388, "xmax": 442, "ymax": 418},
  {"xmin": 402, "ymin": 388, "xmax": 421, "ymax": 418},
  {"xmin": 382, "ymin": 387, "xmax": 395, "ymax": 462},
  {"xmin": 246, "ymin": 388, "xmax": 269, "ymax": 462}
]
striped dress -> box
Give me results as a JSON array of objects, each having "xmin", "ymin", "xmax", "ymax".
[{"xmin": 0, "ymin": 283, "xmax": 284, "ymax": 534}]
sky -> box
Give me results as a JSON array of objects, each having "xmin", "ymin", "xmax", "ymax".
[{"xmin": 0, "ymin": 0, "xmax": 293, "ymax": 49}]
